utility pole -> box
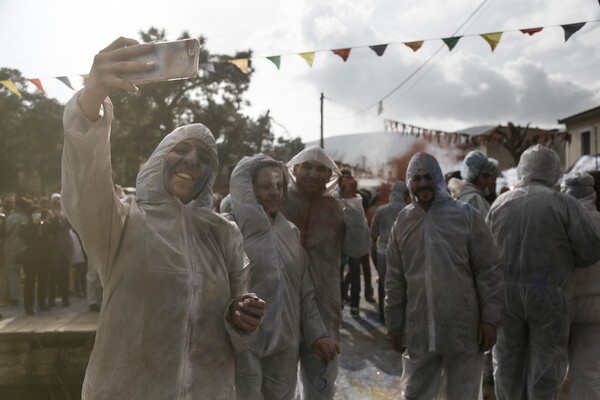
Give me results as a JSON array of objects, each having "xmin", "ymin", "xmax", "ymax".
[{"xmin": 320, "ymin": 92, "xmax": 324, "ymax": 149}]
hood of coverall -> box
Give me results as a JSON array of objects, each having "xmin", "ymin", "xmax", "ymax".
[
  {"xmin": 389, "ymin": 181, "xmax": 409, "ymax": 206},
  {"xmin": 461, "ymin": 150, "xmax": 498, "ymax": 183},
  {"xmin": 135, "ymin": 124, "xmax": 218, "ymax": 207},
  {"xmin": 287, "ymin": 145, "xmax": 341, "ymax": 196},
  {"xmin": 406, "ymin": 152, "xmax": 452, "ymax": 204},
  {"xmin": 516, "ymin": 144, "xmax": 561, "ymax": 188}
]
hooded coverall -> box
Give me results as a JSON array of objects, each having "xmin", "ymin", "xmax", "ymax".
[
  {"xmin": 280, "ymin": 146, "xmax": 370, "ymax": 399},
  {"xmin": 561, "ymin": 171, "xmax": 600, "ymax": 400},
  {"xmin": 228, "ymin": 154, "xmax": 328, "ymax": 399},
  {"xmin": 385, "ymin": 152, "xmax": 503, "ymax": 400},
  {"xmin": 487, "ymin": 145, "xmax": 600, "ymax": 400},
  {"xmin": 61, "ymin": 92, "xmax": 254, "ymax": 400}
]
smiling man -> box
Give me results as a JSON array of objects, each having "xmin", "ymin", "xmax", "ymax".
[
  {"xmin": 385, "ymin": 152, "xmax": 503, "ymax": 400},
  {"xmin": 280, "ymin": 146, "xmax": 370, "ymax": 399}
]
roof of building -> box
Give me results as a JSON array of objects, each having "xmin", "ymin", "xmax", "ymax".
[{"xmin": 558, "ymin": 105, "xmax": 600, "ymax": 124}]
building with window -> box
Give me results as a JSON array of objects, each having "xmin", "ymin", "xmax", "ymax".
[{"xmin": 558, "ymin": 105, "xmax": 600, "ymax": 170}]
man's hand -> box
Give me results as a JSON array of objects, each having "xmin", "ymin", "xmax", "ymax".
[
  {"xmin": 389, "ymin": 331, "xmax": 406, "ymax": 353},
  {"xmin": 478, "ymin": 322, "xmax": 497, "ymax": 352},
  {"xmin": 79, "ymin": 37, "xmax": 155, "ymax": 120},
  {"xmin": 339, "ymin": 175, "xmax": 358, "ymax": 199},
  {"xmin": 311, "ymin": 337, "xmax": 340, "ymax": 362},
  {"xmin": 230, "ymin": 293, "xmax": 265, "ymax": 333}
]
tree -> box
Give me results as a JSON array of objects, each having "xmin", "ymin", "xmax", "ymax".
[
  {"xmin": 109, "ymin": 28, "xmax": 303, "ymax": 188},
  {"xmin": 0, "ymin": 68, "xmax": 64, "ymax": 196}
]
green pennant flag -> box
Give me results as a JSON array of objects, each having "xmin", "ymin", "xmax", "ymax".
[
  {"xmin": 442, "ymin": 36, "xmax": 461, "ymax": 51},
  {"xmin": 267, "ymin": 56, "xmax": 281, "ymax": 70}
]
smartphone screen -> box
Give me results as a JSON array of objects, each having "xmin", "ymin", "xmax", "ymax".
[{"xmin": 122, "ymin": 38, "xmax": 200, "ymax": 85}]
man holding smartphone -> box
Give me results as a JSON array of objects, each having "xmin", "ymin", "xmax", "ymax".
[{"xmin": 61, "ymin": 37, "xmax": 265, "ymax": 400}]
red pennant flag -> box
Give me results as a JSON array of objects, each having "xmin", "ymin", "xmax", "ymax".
[
  {"xmin": 520, "ymin": 27, "xmax": 543, "ymax": 36},
  {"xmin": 28, "ymin": 79, "xmax": 46, "ymax": 94},
  {"xmin": 332, "ymin": 48, "xmax": 351, "ymax": 62}
]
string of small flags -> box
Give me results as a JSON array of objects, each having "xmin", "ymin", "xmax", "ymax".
[{"xmin": 1, "ymin": 19, "xmax": 597, "ymax": 98}]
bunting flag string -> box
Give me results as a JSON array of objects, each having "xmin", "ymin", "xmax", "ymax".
[{"xmin": 1, "ymin": 19, "xmax": 598, "ymax": 98}]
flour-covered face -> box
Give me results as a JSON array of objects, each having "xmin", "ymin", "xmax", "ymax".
[
  {"xmin": 253, "ymin": 167, "xmax": 285, "ymax": 218},
  {"xmin": 163, "ymin": 139, "xmax": 212, "ymax": 204},
  {"xmin": 410, "ymin": 170, "xmax": 435, "ymax": 205}
]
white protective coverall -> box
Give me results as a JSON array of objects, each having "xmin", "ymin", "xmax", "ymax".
[
  {"xmin": 61, "ymin": 93, "xmax": 254, "ymax": 400},
  {"xmin": 447, "ymin": 150, "xmax": 498, "ymax": 216},
  {"xmin": 280, "ymin": 146, "xmax": 370, "ymax": 399},
  {"xmin": 229, "ymin": 154, "xmax": 329, "ymax": 399},
  {"xmin": 487, "ymin": 145, "xmax": 600, "ymax": 400},
  {"xmin": 385, "ymin": 152, "xmax": 503, "ymax": 400},
  {"xmin": 561, "ymin": 171, "xmax": 600, "ymax": 400},
  {"xmin": 370, "ymin": 181, "xmax": 409, "ymax": 318}
]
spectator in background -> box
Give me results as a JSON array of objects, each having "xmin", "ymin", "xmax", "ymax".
[
  {"xmin": 4, "ymin": 195, "xmax": 31, "ymax": 306},
  {"xmin": 448, "ymin": 150, "xmax": 498, "ymax": 216},
  {"xmin": 21, "ymin": 205, "xmax": 53, "ymax": 314},
  {"xmin": 560, "ymin": 171, "xmax": 600, "ymax": 400},
  {"xmin": 47, "ymin": 193, "xmax": 73, "ymax": 307},
  {"xmin": 370, "ymin": 181, "xmax": 410, "ymax": 321},
  {"xmin": 487, "ymin": 145, "xmax": 600, "ymax": 400},
  {"xmin": 0, "ymin": 193, "xmax": 17, "ymax": 306}
]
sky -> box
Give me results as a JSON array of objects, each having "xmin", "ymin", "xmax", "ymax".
[{"xmin": 1, "ymin": 0, "xmax": 599, "ymax": 144}]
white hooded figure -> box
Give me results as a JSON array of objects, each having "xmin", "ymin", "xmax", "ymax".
[
  {"xmin": 385, "ymin": 152, "xmax": 503, "ymax": 400},
  {"xmin": 61, "ymin": 85, "xmax": 264, "ymax": 398},
  {"xmin": 227, "ymin": 154, "xmax": 338, "ymax": 399},
  {"xmin": 447, "ymin": 150, "xmax": 498, "ymax": 217},
  {"xmin": 487, "ymin": 145, "xmax": 600, "ymax": 400},
  {"xmin": 280, "ymin": 145, "xmax": 371, "ymax": 399},
  {"xmin": 561, "ymin": 171, "xmax": 600, "ymax": 400}
]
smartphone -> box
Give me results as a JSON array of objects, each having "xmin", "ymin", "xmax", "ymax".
[{"xmin": 122, "ymin": 38, "xmax": 200, "ymax": 85}]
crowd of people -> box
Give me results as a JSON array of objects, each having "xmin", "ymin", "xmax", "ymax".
[{"xmin": 1, "ymin": 36, "xmax": 599, "ymax": 400}]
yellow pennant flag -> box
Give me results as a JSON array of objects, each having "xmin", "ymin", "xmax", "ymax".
[
  {"xmin": 227, "ymin": 59, "xmax": 250, "ymax": 74},
  {"xmin": 0, "ymin": 80, "xmax": 21, "ymax": 98},
  {"xmin": 299, "ymin": 52, "xmax": 315, "ymax": 67},
  {"xmin": 404, "ymin": 41, "xmax": 424, "ymax": 52},
  {"xmin": 480, "ymin": 32, "xmax": 503, "ymax": 52}
]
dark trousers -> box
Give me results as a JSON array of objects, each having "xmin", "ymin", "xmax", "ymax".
[
  {"xmin": 73, "ymin": 262, "xmax": 87, "ymax": 295},
  {"xmin": 24, "ymin": 261, "xmax": 49, "ymax": 311},
  {"xmin": 340, "ymin": 253, "xmax": 361, "ymax": 308},
  {"xmin": 48, "ymin": 254, "xmax": 70, "ymax": 305}
]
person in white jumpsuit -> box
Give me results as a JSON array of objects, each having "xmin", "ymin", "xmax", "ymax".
[
  {"xmin": 279, "ymin": 146, "xmax": 371, "ymax": 399},
  {"xmin": 228, "ymin": 154, "xmax": 339, "ymax": 399},
  {"xmin": 447, "ymin": 149, "xmax": 498, "ymax": 217},
  {"xmin": 385, "ymin": 152, "xmax": 503, "ymax": 400},
  {"xmin": 487, "ymin": 145, "xmax": 600, "ymax": 400},
  {"xmin": 370, "ymin": 180, "xmax": 409, "ymax": 320},
  {"xmin": 61, "ymin": 37, "xmax": 265, "ymax": 400},
  {"xmin": 560, "ymin": 171, "xmax": 600, "ymax": 400}
]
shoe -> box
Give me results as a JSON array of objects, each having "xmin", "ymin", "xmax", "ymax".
[
  {"xmin": 365, "ymin": 287, "xmax": 376, "ymax": 303},
  {"xmin": 89, "ymin": 304, "xmax": 100, "ymax": 312},
  {"xmin": 350, "ymin": 307, "xmax": 360, "ymax": 317},
  {"xmin": 25, "ymin": 308, "xmax": 34, "ymax": 315},
  {"xmin": 365, "ymin": 295, "xmax": 376, "ymax": 303}
]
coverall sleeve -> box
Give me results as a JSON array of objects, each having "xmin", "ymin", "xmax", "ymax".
[
  {"xmin": 340, "ymin": 196, "xmax": 371, "ymax": 258},
  {"xmin": 384, "ymin": 224, "xmax": 407, "ymax": 335},
  {"xmin": 299, "ymin": 248, "xmax": 330, "ymax": 346},
  {"xmin": 468, "ymin": 208, "xmax": 504, "ymax": 327},
  {"xmin": 564, "ymin": 196, "xmax": 600, "ymax": 268},
  {"xmin": 61, "ymin": 92, "xmax": 126, "ymax": 285}
]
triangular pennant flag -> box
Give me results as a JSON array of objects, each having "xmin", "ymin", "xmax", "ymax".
[
  {"xmin": 404, "ymin": 41, "xmax": 424, "ymax": 52},
  {"xmin": 0, "ymin": 80, "xmax": 22, "ymax": 98},
  {"xmin": 442, "ymin": 37, "xmax": 461, "ymax": 51},
  {"xmin": 57, "ymin": 76, "xmax": 74, "ymax": 90},
  {"xmin": 369, "ymin": 44, "xmax": 388, "ymax": 56},
  {"xmin": 332, "ymin": 48, "xmax": 351, "ymax": 62},
  {"xmin": 200, "ymin": 63, "xmax": 215, "ymax": 73},
  {"xmin": 227, "ymin": 59, "xmax": 250, "ymax": 74},
  {"xmin": 480, "ymin": 32, "xmax": 503, "ymax": 52},
  {"xmin": 267, "ymin": 56, "xmax": 281, "ymax": 70},
  {"xmin": 562, "ymin": 22, "xmax": 586, "ymax": 42},
  {"xmin": 28, "ymin": 78, "xmax": 45, "ymax": 94},
  {"xmin": 520, "ymin": 27, "xmax": 543, "ymax": 36},
  {"xmin": 299, "ymin": 52, "xmax": 315, "ymax": 67},
  {"xmin": 80, "ymin": 74, "xmax": 89, "ymax": 79}
]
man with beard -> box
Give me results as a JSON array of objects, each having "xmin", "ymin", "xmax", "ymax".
[{"xmin": 385, "ymin": 152, "xmax": 503, "ymax": 399}]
